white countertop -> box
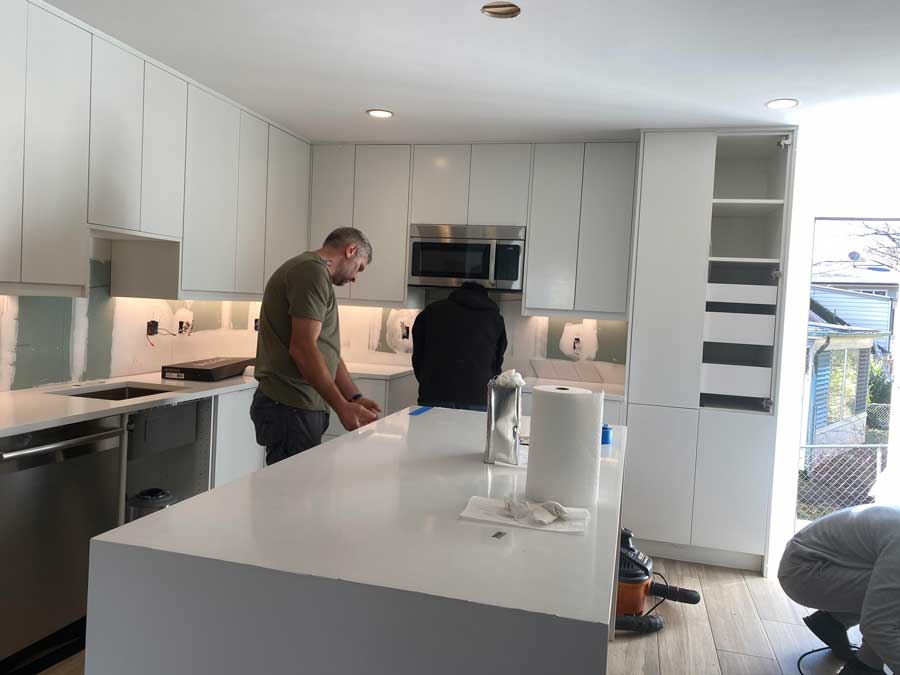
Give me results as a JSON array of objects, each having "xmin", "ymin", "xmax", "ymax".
[
  {"xmin": 94, "ymin": 407, "xmax": 627, "ymax": 624},
  {"xmin": 524, "ymin": 377, "xmax": 625, "ymax": 400}
]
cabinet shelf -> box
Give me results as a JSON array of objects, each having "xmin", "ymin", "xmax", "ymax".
[
  {"xmin": 711, "ymin": 198, "xmax": 784, "ymax": 217},
  {"xmin": 708, "ymin": 256, "xmax": 780, "ymax": 264}
]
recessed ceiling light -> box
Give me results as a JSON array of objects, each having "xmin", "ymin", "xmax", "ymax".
[
  {"xmin": 765, "ymin": 98, "xmax": 800, "ymax": 111},
  {"xmin": 482, "ymin": 2, "xmax": 521, "ymax": 19},
  {"xmin": 366, "ymin": 109, "xmax": 393, "ymax": 119}
]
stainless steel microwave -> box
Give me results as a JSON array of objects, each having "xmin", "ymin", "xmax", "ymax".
[{"xmin": 408, "ymin": 224, "xmax": 525, "ymax": 290}]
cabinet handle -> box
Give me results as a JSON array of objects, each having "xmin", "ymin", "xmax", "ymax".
[{"xmin": 1, "ymin": 427, "xmax": 126, "ymax": 462}]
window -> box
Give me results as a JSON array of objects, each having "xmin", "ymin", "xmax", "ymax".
[{"xmin": 825, "ymin": 348, "xmax": 861, "ymax": 425}]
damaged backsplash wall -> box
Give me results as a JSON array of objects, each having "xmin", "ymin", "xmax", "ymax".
[{"xmin": 0, "ymin": 246, "xmax": 627, "ymax": 391}]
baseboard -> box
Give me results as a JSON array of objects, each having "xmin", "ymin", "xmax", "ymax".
[{"xmin": 635, "ymin": 538, "xmax": 763, "ymax": 572}]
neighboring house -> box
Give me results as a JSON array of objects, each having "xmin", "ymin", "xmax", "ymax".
[
  {"xmin": 803, "ymin": 300, "xmax": 886, "ymax": 446},
  {"xmin": 811, "ymin": 259, "xmax": 898, "ymax": 354}
]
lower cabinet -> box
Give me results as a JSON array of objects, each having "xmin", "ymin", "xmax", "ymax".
[
  {"xmin": 691, "ymin": 409, "xmax": 776, "ymax": 555},
  {"xmin": 622, "ymin": 404, "xmax": 699, "ymax": 546},
  {"xmin": 323, "ymin": 374, "xmax": 418, "ymax": 439},
  {"xmin": 212, "ymin": 388, "xmax": 265, "ymax": 488}
]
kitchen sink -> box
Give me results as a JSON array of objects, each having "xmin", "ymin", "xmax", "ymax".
[{"xmin": 51, "ymin": 382, "xmax": 187, "ymax": 401}]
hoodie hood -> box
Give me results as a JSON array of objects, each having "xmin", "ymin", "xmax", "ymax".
[{"xmin": 449, "ymin": 285, "xmax": 498, "ymax": 312}]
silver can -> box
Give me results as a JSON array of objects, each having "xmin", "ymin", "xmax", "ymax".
[{"xmin": 484, "ymin": 377, "xmax": 523, "ymax": 465}]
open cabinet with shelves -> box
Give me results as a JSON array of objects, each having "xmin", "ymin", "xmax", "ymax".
[{"xmin": 713, "ymin": 134, "xmax": 789, "ymax": 200}]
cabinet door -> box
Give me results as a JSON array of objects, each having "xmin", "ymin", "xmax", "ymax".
[
  {"xmin": 628, "ymin": 132, "xmax": 716, "ymax": 408},
  {"xmin": 0, "ymin": 0, "xmax": 26, "ymax": 282},
  {"xmin": 524, "ymin": 143, "xmax": 584, "ymax": 311},
  {"xmin": 410, "ymin": 145, "xmax": 470, "ymax": 225},
  {"xmin": 265, "ymin": 127, "xmax": 310, "ymax": 283},
  {"xmin": 468, "ymin": 143, "xmax": 531, "ymax": 227},
  {"xmin": 622, "ymin": 404, "xmax": 699, "ymax": 545},
  {"xmin": 692, "ymin": 410, "xmax": 775, "ymax": 554},
  {"xmin": 213, "ymin": 389, "xmax": 265, "ymax": 488},
  {"xmin": 310, "ymin": 144, "xmax": 355, "ymax": 299},
  {"xmin": 22, "ymin": 5, "xmax": 91, "ymax": 287},
  {"xmin": 352, "ymin": 145, "xmax": 410, "ymax": 303},
  {"xmin": 88, "ymin": 37, "xmax": 143, "ymax": 231},
  {"xmin": 140, "ymin": 64, "xmax": 187, "ymax": 238},
  {"xmin": 182, "ymin": 86, "xmax": 240, "ymax": 292},
  {"xmin": 574, "ymin": 143, "xmax": 636, "ymax": 314},
  {"xmin": 234, "ymin": 113, "xmax": 268, "ymax": 294}
]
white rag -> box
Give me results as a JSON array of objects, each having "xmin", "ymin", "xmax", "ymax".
[
  {"xmin": 459, "ymin": 496, "xmax": 590, "ymax": 534},
  {"xmin": 495, "ymin": 369, "xmax": 526, "ymax": 388}
]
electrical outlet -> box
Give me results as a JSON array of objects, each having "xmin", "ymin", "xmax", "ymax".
[
  {"xmin": 146, "ymin": 320, "xmax": 159, "ymax": 336},
  {"xmin": 254, "ymin": 318, "xmax": 259, "ymax": 332},
  {"xmin": 178, "ymin": 321, "xmax": 185, "ymax": 334}
]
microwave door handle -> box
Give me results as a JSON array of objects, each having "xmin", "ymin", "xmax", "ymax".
[{"xmin": 488, "ymin": 242, "xmax": 497, "ymax": 287}]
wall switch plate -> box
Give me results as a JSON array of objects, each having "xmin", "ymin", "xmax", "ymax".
[{"xmin": 146, "ymin": 320, "xmax": 159, "ymax": 336}]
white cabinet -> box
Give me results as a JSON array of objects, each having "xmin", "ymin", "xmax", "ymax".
[
  {"xmin": 140, "ymin": 64, "xmax": 187, "ymax": 238},
  {"xmin": 524, "ymin": 143, "xmax": 584, "ymax": 311},
  {"xmin": 265, "ymin": 127, "xmax": 310, "ymax": 283},
  {"xmin": 234, "ymin": 112, "xmax": 269, "ymax": 294},
  {"xmin": 22, "ymin": 5, "xmax": 91, "ymax": 289},
  {"xmin": 323, "ymin": 374, "xmax": 418, "ymax": 439},
  {"xmin": 692, "ymin": 410, "xmax": 775, "ymax": 554},
  {"xmin": 182, "ymin": 86, "xmax": 240, "ymax": 292},
  {"xmin": 410, "ymin": 145, "xmax": 470, "ymax": 225},
  {"xmin": 88, "ymin": 37, "xmax": 143, "ymax": 231},
  {"xmin": 467, "ymin": 144, "xmax": 531, "ymax": 227},
  {"xmin": 0, "ymin": 0, "xmax": 26, "ymax": 283},
  {"xmin": 627, "ymin": 132, "xmax": 716, "ymax": 409},
  {"xmin": 213, "ymin": 388, "xmax": 265, "ymax": 488},
  {"xmin": 310, "ymin": 144, "xmax": 355, "ymax": 299},
  {"xmin": 574, "ymin": 143, "xmax": 637, "ymax": 314},
  {"xmin": 352, "ymin": 145, "xmax": 411, "ymax": 303},
  {"xmin": 622, "ymin": 404, "xmax": 699, "ymax": 545}
]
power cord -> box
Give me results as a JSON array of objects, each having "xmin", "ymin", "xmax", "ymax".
[{"xmin": 797, "ymin": 644, "xmax": 860, "ymax": 675}]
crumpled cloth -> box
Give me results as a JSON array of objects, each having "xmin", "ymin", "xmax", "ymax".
[
  {"xmin": 495, "ymin": 369, "xmax": 526, "ymax": 388},
  {"xmin": 459, "ymin": 496, "xmax": 591, "ymax": 534}
]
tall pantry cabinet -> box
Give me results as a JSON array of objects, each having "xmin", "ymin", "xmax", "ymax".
[{"xmin": 625, "ymin": 130, "xmax": 794, "ymax": 558}]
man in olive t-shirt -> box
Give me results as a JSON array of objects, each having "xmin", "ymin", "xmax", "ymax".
[{"xmin": 251, "ymin": 227, "xmax": 381, "ymax": 465}]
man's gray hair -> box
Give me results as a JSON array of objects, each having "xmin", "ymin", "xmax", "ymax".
[{"xmin": 323, "ymin": 227, "xmax": 373, "ymax": 263}]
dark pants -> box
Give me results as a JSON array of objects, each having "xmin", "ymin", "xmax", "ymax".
[{"xmin": 250, "ymin": 389, "xmax": 330, "ymax": 466}]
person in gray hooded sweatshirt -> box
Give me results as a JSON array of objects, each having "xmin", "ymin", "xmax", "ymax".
[{"xmin": 779, "ymin": 505, "xmax": 900, "ymax": 674}]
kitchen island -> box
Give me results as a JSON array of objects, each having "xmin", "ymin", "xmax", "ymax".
[{"xmin": 85, "ymin": 407, "xmax": 627, "ymax": 675}]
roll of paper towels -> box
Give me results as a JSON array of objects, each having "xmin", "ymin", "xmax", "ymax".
[{"xmin": 525, "ymin": 385, "xmax": 604, "ymax": 508}]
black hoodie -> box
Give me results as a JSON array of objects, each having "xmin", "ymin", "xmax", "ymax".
[{"xmin": 412, "ymin": 284, "xmax": 508, "ymax": 407}]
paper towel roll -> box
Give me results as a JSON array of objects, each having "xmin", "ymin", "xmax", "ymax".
[{"xmin": 525, "ymin": 385, "xmax": 604, "ymax": 508}]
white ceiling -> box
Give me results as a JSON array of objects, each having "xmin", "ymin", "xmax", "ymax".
[{"xmin": 48, "ymin": 0, "xmax": 900, "ymax": 143}]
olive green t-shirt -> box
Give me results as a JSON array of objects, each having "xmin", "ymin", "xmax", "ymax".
[{"xmin": 255, "ymin": 252, "xmax": 340, "ymax": 411}]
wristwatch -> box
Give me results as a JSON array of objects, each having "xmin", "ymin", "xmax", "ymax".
[{"xmin": 350, "ymin": 393, "xmax": 363, "ymax": 402}]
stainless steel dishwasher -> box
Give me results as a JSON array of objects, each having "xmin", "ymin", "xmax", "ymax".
[{"xmin": 0, "ymin": 415, "xmax": 127, "ymax": 661}]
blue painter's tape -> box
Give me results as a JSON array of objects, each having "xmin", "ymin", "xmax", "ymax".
[{"xmin": 409, "ymin": 406, "xmax": 432, "ymax": 416}]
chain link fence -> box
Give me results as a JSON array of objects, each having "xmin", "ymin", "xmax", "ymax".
[{"xmin": 797, "ymin": 445, "xmax": 888, "ymax": 522}]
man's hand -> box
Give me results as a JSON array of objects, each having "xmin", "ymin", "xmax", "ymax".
[
  {"xmin": 338, "ymin": 402, "xmax": 378, "ymax": 431},
  {"xmin": 356, "ymin": 397, "xmax": 383, "ymax": 415}
]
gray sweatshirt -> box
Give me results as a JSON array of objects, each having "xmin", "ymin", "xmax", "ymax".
[{"xmin": 789, "ymin": 505, "xmax": 900, "ymax": 671}]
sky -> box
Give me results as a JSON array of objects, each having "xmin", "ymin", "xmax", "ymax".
[{"xmin": 813, "ymin": 220, "xmax": 897, "ymax": 265}]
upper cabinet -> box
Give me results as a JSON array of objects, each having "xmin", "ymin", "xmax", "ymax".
[
  {"xmin": 88, "ymin": 37, "xmax": 143, "ymax": 231},
  {"xmin": 21, "ymin": 5, "xmax": 91, "ymax": 290},
  {"xmin": 265, "ymin": 127, "xmax": 310, "ymax": 282},
  {"xmin": 410, "ymin": 145, "xmax": 470, "ymax": 225},
  {"xmin": 140, "ymin": 64, "xmax": 187, "ymax": 238},
  {"xmin": 468, "ymin": 144, "xmax": 531, "ymax": 227},
  {"xmin": 0, "ymin": 0, "xmax": 26, "ymax": 284},
  {"xmin": 628, "ymin": 132, "xmax": 716, "ymax": 409},
  {"xmin": 352, "ymin": 145, "xmax": 411, "ymax": 303},
  {"xmin": 234, "ymin": 112, "xmax": 269, "ymax": 294},
  {"xmin": 574, "ymin": 143, "xmax": 637, "ymax": 314},
  {"xmin": 524, "ymin": 143, "xmax": 585, "ymax": 311},
  {"xmin": 181, "ymin": 86, "xmax": 241, "ymax": 292},
  {"xmin": 310, "ymin": 144, "xmax": 355, "ymax": 299}
]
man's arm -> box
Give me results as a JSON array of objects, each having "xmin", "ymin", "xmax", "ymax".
[
  {"xmin": 859, "ymin": 543, "xmax": 900, "ymax": 671},
  {"xmin": 289, "ymin": 317, "xmax": 376, "ymax": 431},
  {"xmin": 336, "ymin": 359, "xmax": 382, "ymax": 415},
  {"xmin": 493, "ymin": 316, "xmax": 507, "ymax": 376},
  {"xmin": 412, "ymin": 311, "xmax": 425, "ymax": 381}
]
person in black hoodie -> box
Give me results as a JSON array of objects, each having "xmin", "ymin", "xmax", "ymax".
[{"xmin": 412, "ymin": 282, "xmax": 507, "ymax": 411}]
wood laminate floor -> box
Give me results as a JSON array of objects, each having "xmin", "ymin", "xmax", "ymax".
[{"xmin": 44, "ymin": 558, "xmax": 860, "ymax": 675}]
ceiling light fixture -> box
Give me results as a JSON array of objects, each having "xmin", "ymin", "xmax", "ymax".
[
  {"xmin": 765, "ymin": 98, "xmax": 800, "ymax": 111},
  {"xmin": 366, "ymin": 109, "xmax": 394, "ymax": 119},
  {"xmin": 481, "ymin": 2, "xmax": 521, "ymax": 19}
]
